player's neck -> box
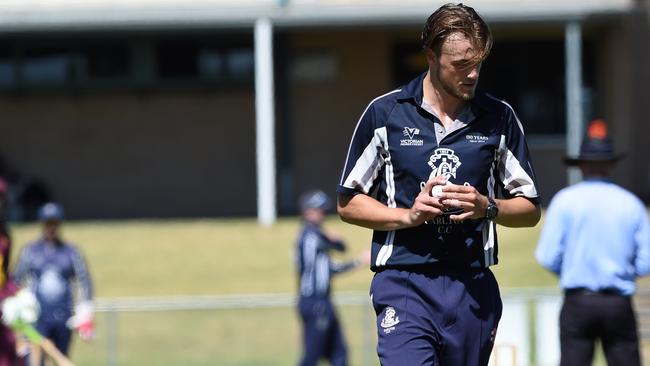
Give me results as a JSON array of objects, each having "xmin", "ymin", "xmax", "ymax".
[{"xmin": 423, "ymin": 71, "xmax": 468, "ymax": 127}]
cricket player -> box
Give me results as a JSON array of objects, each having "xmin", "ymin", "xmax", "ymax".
[
  {"xmin": 0, "ymin": 177, "xmax": 19, "ymax": 365},
  {"xmin": 295, "ymin": 190, "xmax": 369, "ymax": 366},
  {"xmin": 536, "ymin": 119, "xmax": 650, "ymax": 366},
  {"xmin": 336, "ymin": 3, "xmax": 541, "ymax": 365},
  {"xmin": 13, "ymin": 202, "xmax": 94, "ymax": 361}
]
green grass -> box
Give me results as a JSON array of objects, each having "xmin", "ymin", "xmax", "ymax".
[
  {"xmin": 8, "ymin": 216, "xmax": 555, "ymax": 297},
  {"xmin": 4, "ymin": 215, "xmax": 622, "ymax": 365}
]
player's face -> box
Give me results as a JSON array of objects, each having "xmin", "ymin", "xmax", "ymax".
[
  {"xmin": 43, "ymin": 220, "xmax": 60, "ymax": 241},
  {"xmin": 427, "ymin": 33, "xmax": 482, "ymax": 101},
  {"xmin": 303, "ymin": 208, "xmax": 325, "ymax": 224}
]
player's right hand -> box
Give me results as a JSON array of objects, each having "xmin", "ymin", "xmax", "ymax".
[
  {"xmin": 1, "ymin": 289, "xmax": 40, "ymax": 327},
  {"xmin": 405, "ymin": 177, "xmax": 447, "ymax": 227}
]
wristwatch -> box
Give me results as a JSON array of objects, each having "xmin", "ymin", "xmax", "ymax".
[{"xmin": 485, "ymin": 197, "xmax": 498, "ymax": 220}]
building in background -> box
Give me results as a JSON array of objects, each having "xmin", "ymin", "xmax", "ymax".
[{"xmin": 0, "ymin": 0, "xmax": 647, "ymax": 220}]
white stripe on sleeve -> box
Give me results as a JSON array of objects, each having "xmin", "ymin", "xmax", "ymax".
[
  {"xmin": 339, "ymin": 89, "xmax": 401, "ymax": 187},
  {"xmin": 496, "ymin": 134, "xmax": 537, "ymax": 198},
  {"xmin": 342, "ymin": 127, "xmax": 389, "ymax": 193},
  {"xmin": 299, "ymin": 232, "xmax": 318, "ymax": 297},
  {"xmin": 375, "ymin": 135, "xmax": 396, "ymax": 267}
]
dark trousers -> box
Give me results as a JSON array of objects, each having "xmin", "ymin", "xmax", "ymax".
[
  {"xmin": 370, "ymin": 268, "xmax": 502, "ymax": 366},
  {"xmin": 298, "ymin": 297, "xmax": 347, "ymax": 366},
  {"xmin": 560, "ymin": 291, "xmax": 640, "ymax": 366},
  {"xmin": 36, "ymin": 317, "xmax": 72, "ymax": 356}
]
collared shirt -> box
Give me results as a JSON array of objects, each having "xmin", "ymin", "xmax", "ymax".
[
  {"xmin": 13, "ymin": 238, "xmax": 93, "ymax": 313},
  {"xmin": 535, "ymin": 178, "xmax": 650, "ymax": 296},
  {"xmin": 296, "ymin": 222, "xmax": 358, "ymax": 299},
  {"xmin": 421, "ymin": 101, "xmax": 473, "ymax": 143},
  {"xmin": 337, "ymin": 73, "xmax": 539, "ymax": 271}
]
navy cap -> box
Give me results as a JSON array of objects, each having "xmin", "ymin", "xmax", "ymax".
[
  {"xmin": 565, "ymin": 119, "xmax": 625, "ymax": 165},
  {"xmin": 37, "ymin": 202, "xmax": 64, "ymax": 221},
  {"xmin": 299, "ymin": 190, "xmax": 332, "ymax": 211}
]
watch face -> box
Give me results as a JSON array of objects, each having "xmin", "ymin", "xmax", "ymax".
[{"xmin": 486, "ymin": 204, "xmax": 498, "ymax": 220}]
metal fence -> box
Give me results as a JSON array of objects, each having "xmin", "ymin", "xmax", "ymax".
[{"xmin": 90, "ymin": 288, "xmax": 650, "ymax": 366}]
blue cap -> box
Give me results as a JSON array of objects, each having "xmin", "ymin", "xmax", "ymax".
[
  {"xmin": 37, "ymin": 202, "xmax": 64, "ymax": 221},
  {"xmin": 299, "ymin": 190, "xmax": 332, "ymax": 211}
]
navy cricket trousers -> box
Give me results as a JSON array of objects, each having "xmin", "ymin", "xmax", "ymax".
[
  {"xmin": 36, "ymin": 312, "xmax": 73, "ymax": 356},
  {"xmin": 298, "ymin": 297, "xmax": 347, "ymax": 366},
  {"xmin": 370, "ymin": 267, "xmax": 502, "ymax": 366}
]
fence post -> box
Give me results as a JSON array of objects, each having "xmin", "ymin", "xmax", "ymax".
[{"xmin": 106, "ymin": 309, "xmax": 118, "ymax": 366}]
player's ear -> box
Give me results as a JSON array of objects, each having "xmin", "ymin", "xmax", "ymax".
[{"xmin": 424, "ymin": 48, "xmax": 437, "ymax": 67}]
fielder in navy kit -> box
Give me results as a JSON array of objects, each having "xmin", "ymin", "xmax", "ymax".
[
  {"xmin": 337, "ymin": 4, "xmax": 541, "ymax": 365},
  {"xmin": 296, "ymin": 190, "xmax": 369, "ymax": 366},
  {"xmin": 13, "ymin": 202, "xmax": 94, "ymax": 360}
]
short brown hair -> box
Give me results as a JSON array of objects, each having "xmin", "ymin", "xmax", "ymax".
[{"xmin": 421, "ymin": 3, "xmax": 492, "ymax": 63}]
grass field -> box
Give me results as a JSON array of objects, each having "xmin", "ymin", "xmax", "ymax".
[{"xmin": 1, "ymin": 216, "xmax": 593, "ymax": 365}]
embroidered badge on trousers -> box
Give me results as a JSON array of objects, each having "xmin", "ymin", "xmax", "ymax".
[{"xmin": 380, "ymin": 306, "xmax": 400, "ymax": 334}]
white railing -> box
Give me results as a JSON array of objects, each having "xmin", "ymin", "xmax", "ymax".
[{"xmin": 93, "ymin": 287, "xmax": 650, "ymax": 366}]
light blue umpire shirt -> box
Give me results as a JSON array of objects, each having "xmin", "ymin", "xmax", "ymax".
[{"xmin": 535, "ymin": 177, "xmax": 650, "ymax": 296}]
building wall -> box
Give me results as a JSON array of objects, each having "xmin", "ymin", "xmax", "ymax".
[
  {"xmin": 632, "ymin": 4, "xmax": 650, "ymax": 201},
  {"xmin": 0, "ymin": 91, "xmax": 256, "ymax": 219},
  {"xmin": 286, "ymin": 30, "xmax": 393, "ymax": 206},
  {"xmin": 0, "ymin": 15, "xmax": 646, "ymax": 220},
  {"xmin": 600, "ymin": 11, "xmax": 650, "ymax": 201}
]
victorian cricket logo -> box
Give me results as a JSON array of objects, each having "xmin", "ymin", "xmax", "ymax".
[
  {"xmin": 381, "ymin": 306, "xmax": 400, "ymax": 334},
  {"xmin": 428, "ymin": 148, "xmax": 462, "ymax": 180},
  {"xmin": 400, "ymin": 126, "xmax": 423, "ymax": 146}
]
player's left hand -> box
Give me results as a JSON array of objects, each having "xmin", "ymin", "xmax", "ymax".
[
  {"xmin": 77, "ymin": 319, "xmax": 95, "ymax": 341},
  {"xmin": 67, "ymin": 301, "xmax": 95, "ymax": 341},
  {"xmin": 357, "ymin": 249, "xmax": 371, "ymax": 266},
  {"xmin": 437, "ymin": 183, "xmax": 490, "ymax": 222}
]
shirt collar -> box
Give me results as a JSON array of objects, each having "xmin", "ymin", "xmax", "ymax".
[
  {"xmin": 397, "ymin": 71, "xmax": 491, "ymax": 117},
  {"xmin": 583, "ymin": 176, "xmax": 613, "ymax": 183},
  {"xmin": 303, "ymin": 221, "xmax": 322, "ymax": 230}
]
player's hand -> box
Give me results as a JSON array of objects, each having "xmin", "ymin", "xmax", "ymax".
[
  {"xmin": 357, "ymin": 249, "xmax": 371, "ymax": 266},
  {"xmin": 326, "ymin": 232, "xmax": 343, "ymax": 243},
  {"xmin": 405, "ymin": 177, "xmax": 447, "ymax": 227},
  {"xmin": 1, "ymin": 289, "xmax": 40, "ymax": 327},
  {"xmin": 77, "ymin": 319, "xmax": 95, "ymax": 341},
  {"xmin": 67, "ymin": 301, "xmax": 95, "ymax": 341},
  {"xmin": 438, "ymin": 183, "xmax": 490, "ymax": 222}
]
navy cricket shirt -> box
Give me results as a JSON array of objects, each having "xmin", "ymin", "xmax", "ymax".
[
  {"xmin": 337, "ymin": 73, "xmax": 540, "ymax": 271},
  {"xmin": 296, "ymin": 222, "xmax": 358, "ymax": 299}
]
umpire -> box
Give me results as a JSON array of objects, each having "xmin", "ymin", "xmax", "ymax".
[
  {"xmin": 295, "ymin": 190, "xmax": 368, "ymax": 366},
  {"xmin": 536, "ymin": 119, "xmax": 650, "ymax": 366}
]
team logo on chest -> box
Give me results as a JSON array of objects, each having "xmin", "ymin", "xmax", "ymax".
[
  {"xmin": 427, "ymin": 147, "xmax": 462, "ymax": 180},
  {"xmin": 400, "ymin": 126, "xmax": 423, "ymax": 146}
]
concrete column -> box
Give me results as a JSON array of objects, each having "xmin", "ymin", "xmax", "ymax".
[
  {"xmin": 565, "ymin": 21, "xmax": 584, "ymax": 185},
  {"xmin": 255, "ymin": 18, "xmax": 277, "ymax": 225}
]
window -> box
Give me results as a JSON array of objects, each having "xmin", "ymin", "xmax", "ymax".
[
  {"xmin": 84, "ymin": 44, "xmax": 130, "ymax": 80},
  {"xmin": 0, "ymin": 46, "xmax": 16, "ymax": 87},
  {"xmin": 0, "ymin": 33, "xmax": 254, "ymax": 92},
  {"xmin": 155, "ymin": 37, "xmax": 254, "ymax": 84},
  {"xmin": 22, "ymin": 48, "xmax": 75, "ymax": 85},
  {"xmin": 18, "ymin": 43, "xmax": 130, "ymax": 87}
]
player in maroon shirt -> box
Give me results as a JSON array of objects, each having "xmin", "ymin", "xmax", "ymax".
[{"xmin": 0, "ymin": 177, "xmax": 19, "ymax": 366}]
